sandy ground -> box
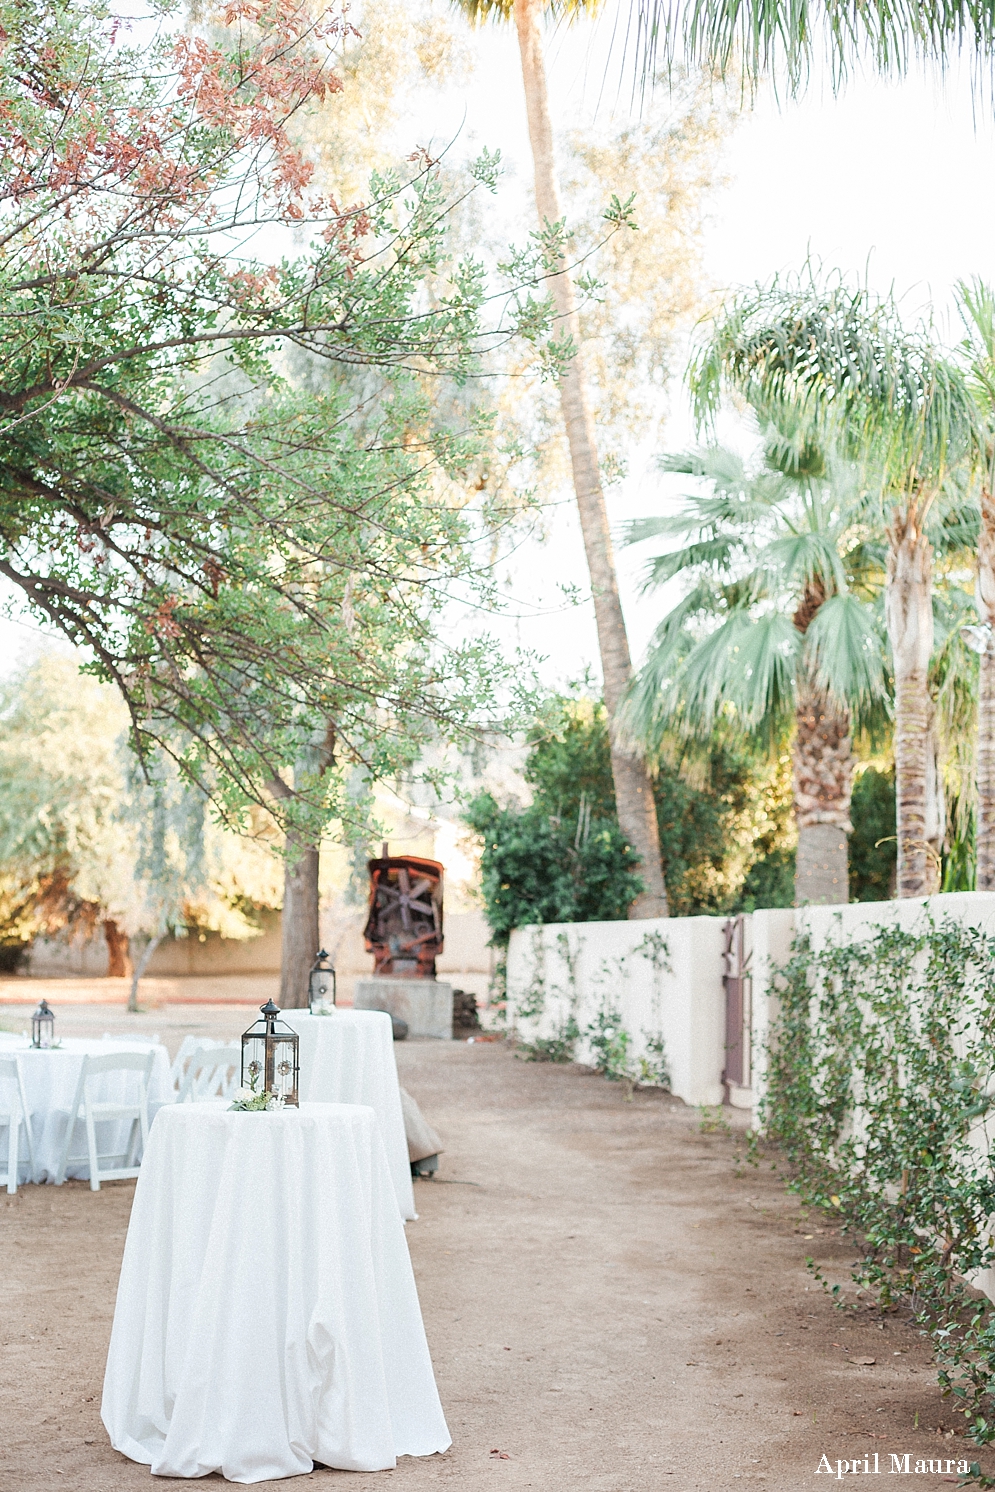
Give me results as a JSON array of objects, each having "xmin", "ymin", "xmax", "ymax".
[{"xmin": 0, "ymin": 1008, "xmax": 985, "ymax": 1492}]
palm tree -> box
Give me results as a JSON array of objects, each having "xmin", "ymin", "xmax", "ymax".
[
  {"xmin": 621, "ymin": 420, "xmax": 885, "ymax": 904},
  {"xmin": 957, "ymin": 280, "xmax": 995, "ymax": 890},
  {"xmin": 691, "ymin": 278, "xmax": 977, "ymax": 897},
  {"xmin": 635, "ymin": 0, "xmax": 995, "ymax": 91},
  {"xmin": 454, "ymin": 0, "xmax": 668, "ymax": 916}
]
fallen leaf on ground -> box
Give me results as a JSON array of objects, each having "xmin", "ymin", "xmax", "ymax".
[
  {"xmin": 489, "ymin": 1450, "xmax": 511, "ymax": 1460},
  {"xmin": 849, "ymin": 1357, "xmax": 877, "ymax": 1366}
]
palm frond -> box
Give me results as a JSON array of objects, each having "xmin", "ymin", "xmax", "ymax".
[
  {"xmin": 659, "ymin": 446, "xmax": 748, "ymax": 492},
  {"xmin": 804, "ymin": 593, "xmax": 885, "ymax": 707},
  {"xmin": 689, "ymin": 275, "xmax": 979, "ymax": 493},
  {"xmin": 638, "ymin": 581, "xmax": 728, "ymax": 665},
  {"xmin": 639, "ymin": 538, "xmax": 739, "ymax": 591},
  {"xmin": 635, "ymin": 0, "xmax": 995, "ymax": 96},
  {"xmin": 679, "ymin": 611, "xmax": 800, "ymax": 735},
  {"xmin": 762, "ymin": 531, "xmax": 849, "ymax": 596}
]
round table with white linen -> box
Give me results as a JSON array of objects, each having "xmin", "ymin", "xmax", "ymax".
[
  {"xmin": 282, "ymin": 1009, "xmax": 416, "ymax": 1220},
  {"xmin": 102, "ymin": 1101, "xmax": 450, "ymax": 1483},
  {"xmin": 0, "ymin": 1034, "xmax": 172, "ymax": 1183}
]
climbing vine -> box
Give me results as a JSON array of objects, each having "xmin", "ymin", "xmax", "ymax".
[
  {"xmin": 761, "ymin": 915, "xmax": 995, "ymax": 1484},
  {"xmin": 514, "ymin": 929, "xmax": 671, "ymax": 1089}
]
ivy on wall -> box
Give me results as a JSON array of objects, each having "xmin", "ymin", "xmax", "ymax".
[
  {"xmin": 762, "ymin": 915, "xmax": 995, "ymax": 1484},
  {"xmin": 512, "ymin": 927, "xmax": 672, "ymax": 1092}
]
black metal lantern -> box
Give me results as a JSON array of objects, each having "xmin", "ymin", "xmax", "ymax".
[
  {"xmin": 308, "ymin": 949, "xmax": 337, "ymax": 1012},
  {"xmin": 241, "ymin": 1000, "xmax": 299, "ymax": 1106},
  {"xmin": 31, "ymin": 998, "xmax": 55, "ymax": 1049}
]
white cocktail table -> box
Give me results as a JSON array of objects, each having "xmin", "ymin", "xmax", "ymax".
[
  {"xmin": 282, "ymin": 1009, "xmax": 416, "ymax": 1219},
  {"xmin": 102, "ymin": 1102, "xmax": 450, "ymax": 1482},
  {"xmin": 0, "ymin": 1035, "xmax": 172, "ymax": 1183}
]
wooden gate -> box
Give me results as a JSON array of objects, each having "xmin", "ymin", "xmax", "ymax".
[{"xmin": 722, "ymin": 914, "xmax": 752, "ymax": 1100}]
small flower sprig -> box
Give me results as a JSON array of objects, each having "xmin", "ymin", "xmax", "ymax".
[{"xmin": 229, "ymin": 1074, "xmax": 286, "ymax": 1112}]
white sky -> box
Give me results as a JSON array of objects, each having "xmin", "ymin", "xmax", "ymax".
[
  {"xmin": 423, "ymin": 7, "xmax": 995, "ymax": 683},
  {"xmin": 4, "ymin": 6, "xmax": 995, "ymax": 693}
]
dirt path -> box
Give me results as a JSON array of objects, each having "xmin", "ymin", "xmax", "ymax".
[{"xmin": 1, "ymin": 1028, "xmax": 981, "ymax": 1491}]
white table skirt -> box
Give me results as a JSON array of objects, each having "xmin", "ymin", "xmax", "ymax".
[
  {"xmin": 283, "ymin": 1010, "xmax": 416, "ymax": 1220},
  {"xmin": 0, "ymin": 1035, "xmax": 172, "ymax": 1183},
  {"xmin": 102, "ymin": 1103, "xmax": 450, "ymax": 1482}
]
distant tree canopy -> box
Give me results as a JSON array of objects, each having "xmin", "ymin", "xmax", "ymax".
[
  {"xmin": 465, "ymin": 693, "xmax": 797, "ymax": 942},
  {"xmin": 0, "ymin": 655, "xmax": 283, "ymax": 965},
  {"xmin": 0, "ymin": 0, "xmax": 561, "ymax": 853}
]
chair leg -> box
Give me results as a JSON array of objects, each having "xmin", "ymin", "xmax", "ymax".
[
  {"xmin": 85, "ymin": 1106, "xmax": 101, "ymax": 1192},
  {"xmin": 5, "ymin": 1116, "xmax": 17, "ymax": 1195},
  {"xmin": 22, "ymin": 1113, "xmax": 35, "ymax": 1178}
]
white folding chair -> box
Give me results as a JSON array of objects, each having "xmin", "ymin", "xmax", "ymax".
[
  {"xmin": 176, "ymin": 1044, "xmax": 241, "ymax": 1104},
  {"xmin": 54, "ymin": 1051, "xmax": 155, "ymax": 1191},
  {"xmin": 0, "ymin": 1055, "xmax": 32, "ymax": 1194},
  {"xmin": 169, "ymin": 1035, "xmax": 222, "ymax": 1092}
]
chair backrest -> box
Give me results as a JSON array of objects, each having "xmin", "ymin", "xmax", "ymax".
[
  {"xmin": 176, "ymin": 1044, "xmax": 241, "ymax": 1103},
  {"xmin": 0, "ymin": 1055, "xmax": 25, "ymax": 1115},
  {"xmin": 170, "ymin": 1034, "xmax": 222, "ymax": 1089},
  {"xmin": 82, "ymin": 1050, "xmax": 157, "ymax": 1078},
  {"xmin": 214, "ymin": 1044, "xmax": 242, "ymax": 1099},
  {"xmin": 65, "ymin": 1049, "xmax": 156, "ymax": 1123}
]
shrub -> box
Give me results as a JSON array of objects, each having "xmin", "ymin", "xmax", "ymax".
[{"xmin": 762, "ymin": 915, "xmax": 995, "ymax": 1485}]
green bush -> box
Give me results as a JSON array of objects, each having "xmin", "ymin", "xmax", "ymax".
[
  {"xmin": 736, "ymin": 846, "xmax": 795, "ymax": 911},
  {"xmin": 848, "ymin": 767, "xmax": 897, "ymax": 902},
  {"xmin": 762, "ymin": 916, "xmax": 995, "ymax": 1485},
  {"xmin": 463, "ymin": 793, "xmax": 643, "ymax": 947},
  {"xmin": 466, "ymin": 692, "xmax": 792, "ymax": 939}
]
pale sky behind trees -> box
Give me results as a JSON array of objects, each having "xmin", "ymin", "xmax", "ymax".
[{"xmin": 4, "ymin": 1, "xmax": 995, "ymax": 695}]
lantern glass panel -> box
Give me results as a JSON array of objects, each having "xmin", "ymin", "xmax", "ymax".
[
  {"xmin": 31, "ymin": 999, "xmax": 55, "ymax": 1049},
  {"xmin": 242, "ymin": 1034, "xmax": 267, "ymax": 1091},
  {"xmin": 271, "ymin": 1035, "xmax": 299, "ymax": 1103},
  {"xmin": 240, "ymin": 1001, "xmax": 299, "ymax": 1107},
  {"xmin": 308, "ymin": 950, "xmax": 336, "ymax": 1011}
]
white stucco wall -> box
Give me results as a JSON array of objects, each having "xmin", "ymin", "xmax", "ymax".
[
  {"xmin": 508, "ymin": 893, "xmax": 995, "ymax": 1123},
  {"xmin": 749, "ymin": 894, "xmax": 995, "ymax": 1127},
  {"xmin": 506, "ymin": 916, "xmax": 726, "ymax": 1107}
]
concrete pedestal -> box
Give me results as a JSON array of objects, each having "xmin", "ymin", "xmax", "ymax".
[{"xmin": 353, "ymin": 977, "xmax": 453, "ymax": 1040}]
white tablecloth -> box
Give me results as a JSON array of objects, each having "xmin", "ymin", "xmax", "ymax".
[
  {"xmin": 0, "ymin": 1035, "xmax": 173, "ymax": 1183},
  {"xmin": 102, "ymin": 1102, "xmax": 450, "ymax": 1482},
  {"xmin": 283, "ymin": 1010, "xmax": 416, "ymax": 1220}
]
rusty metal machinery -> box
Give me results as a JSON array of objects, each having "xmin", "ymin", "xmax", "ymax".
[{"xmin": 363, "ymin": 844, "xmax": 444, "ymax": 977}]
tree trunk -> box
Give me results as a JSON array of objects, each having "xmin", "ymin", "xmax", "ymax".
[
  {"xmin": 103, "ymin": 918, "xmax": 130, "ymax": 978},
  {"xmin": 128, "ymin": 934, "xmax": 163, "ymax": 1014},
  {"xmin": 512, "ymin": 0, "xmax": 667, "ymax": 919},
  {"xmin": 976, "ymin": 485, "xmax": 995, "ymax": 889},
  {"xmin": 279, "ymin": 841, "xmax": 320, "ymax": 1008},
  {"xmin": 791, "ymin": 582, "xmax": 854, "ymax": 905},
  {"xmin": 885, "ymin": 500, "xmax": 940, "ymax": 897},
  {"xmin": 792, "ymin": 678, "xmax": 854, "ymax": 905}
]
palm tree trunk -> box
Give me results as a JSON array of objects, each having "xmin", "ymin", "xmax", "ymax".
[
  {"xmin": 280, "ymin": 841, "xmax": 319, "ymax": 1008},
  {"xmin": 885, "ymin": 500, "xmax": 940, "ymax": 897},
  {"xmin": 977, "ymin": 485, "xmax": 995, "ymax": 889},
  {"xmin": 791, "ymin": 582, "xmax": 853, "ymax": 905},
  {"xmin": 512, "ymin": 0, "xmax": 667, "ymax": 918},
  {"xmin": 792, "ymin": 678, "xmax": 853, "ymax": 905}
]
